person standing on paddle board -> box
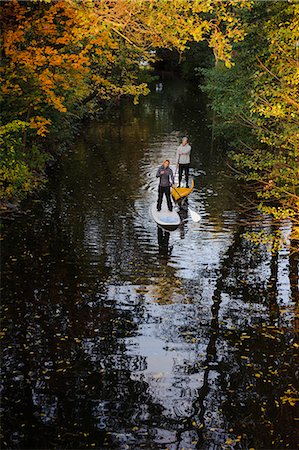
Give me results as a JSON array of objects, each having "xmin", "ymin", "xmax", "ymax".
[
  {"xmin": 156, "ymin": 159, "xmax": 174, "ymax": 212},
  {"xmin": 177, "ymin": 137, "xmax": 191, "ymax": 187}
]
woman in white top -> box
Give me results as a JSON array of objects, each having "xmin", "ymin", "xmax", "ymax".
[{"xmin": 177, "ymin": 137, "xmax": 191, "ymax": 187}]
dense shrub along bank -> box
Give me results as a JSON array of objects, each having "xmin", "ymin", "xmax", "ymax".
[{"xmin": 201, "ymin": 1, "xmax": 299, "ymax": 239}]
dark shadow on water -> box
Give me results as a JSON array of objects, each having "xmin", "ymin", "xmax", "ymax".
[
  {"xmin": 157, "ymin": 226, "xmax": 172, "ymax": 260},
  {"xmin": 177, "ymin": 201, "xmax": 189, "ymax": 240}
]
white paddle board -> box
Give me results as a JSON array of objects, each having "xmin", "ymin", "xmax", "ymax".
[{"xmin": 150, "ymin": 203, "xmax": 180, "ymax": 231}]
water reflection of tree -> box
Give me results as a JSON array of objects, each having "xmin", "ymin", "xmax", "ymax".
[
  {"xmin": 171, "ymin": 227, "xmax": 244, "ymax": 448},
  {"xmin": 1, "ymin": 256, "xmax": 161, "ymax": 449},
  {"xmin": 289, "ymin": 237, "xmax": 299, "ymax": 332},
  {"xmin": 2, "ymin": 203, "xmax": 149, "ymax": 450},
  {"xmin": 165, "ymin": 222, "xmax": 297, "ymax": 449},
  {"xmin": 197, "ymin": 228, "xmax": 297, "ymax": 449}
]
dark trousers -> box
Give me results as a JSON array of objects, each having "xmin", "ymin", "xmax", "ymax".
[
  {"xmin": 157, "ymin": 186, "xmax": 172, "ymax": 211},
  {"xmin": 178, "ymin": 164, "xmax": 190, "ymax": 187}
]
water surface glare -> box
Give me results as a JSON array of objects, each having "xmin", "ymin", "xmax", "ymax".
[{"xmin": 1, "ymin": 80, "xmax": 298, "ymax": 450}]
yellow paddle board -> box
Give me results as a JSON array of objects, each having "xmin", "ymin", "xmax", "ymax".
[{"xmin": 172, "ymin": 179, "xmax": 194, "ymax": 202}]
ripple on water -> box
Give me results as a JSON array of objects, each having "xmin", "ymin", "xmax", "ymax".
[{"xmin": 1, "ymin": 79, "xmax": 297, "ymax": 450}]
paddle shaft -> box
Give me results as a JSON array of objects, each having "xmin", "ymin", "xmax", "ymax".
[{"xmin": 172, "ymin": 185, "xmax": 184, "ymax": 202}]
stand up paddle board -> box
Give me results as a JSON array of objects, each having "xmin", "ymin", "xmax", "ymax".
[
  {"xmin": 150, "ymin": 203, "xmax": 180, "ymax": 231},
  {"xmin": 172, "ymin": 178, "xmax": 195, "ymax": 202}
]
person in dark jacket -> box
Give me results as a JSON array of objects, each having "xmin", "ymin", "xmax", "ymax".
[{"xmin": 156, "ymin": 159, "xmax": 174, "ymax": 211}]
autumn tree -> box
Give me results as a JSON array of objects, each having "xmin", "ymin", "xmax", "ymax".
[{"xmin": 1, "ymin": 0, "xmax": 251, "ymax": 200}]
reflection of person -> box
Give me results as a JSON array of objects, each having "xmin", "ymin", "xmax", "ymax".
[
  {"xmin": 157, "ymin": 227, "xmax": 172, "ymax": 258},
  {"xmin": 177, "ymin": 137, "xmax": 191, "ymax": 187},
  {"xmin": 156, "ymin": 159, "xmax": 174, "ymax": 212},
  {"xmin": 178, "ymin": 203, "xmax": 188, "ymax": 240}
]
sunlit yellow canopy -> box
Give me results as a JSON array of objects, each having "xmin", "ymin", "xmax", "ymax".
[{"xmin": 171, "ymin": 179, "xmax": 194, "ymax": 202}]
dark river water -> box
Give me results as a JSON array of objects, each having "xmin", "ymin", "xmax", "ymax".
[{"xmin": 1, "ymin": 80, "xmax": 298, "ymax": 450}]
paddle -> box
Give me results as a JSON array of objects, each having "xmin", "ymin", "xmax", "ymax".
[
  {"xmin": 174, "ymin": 153, "xmax": 180, "ymax": 182},
  {"xmin": 189, "ymin": 207, "xmax": 201, "ymax": 223}
]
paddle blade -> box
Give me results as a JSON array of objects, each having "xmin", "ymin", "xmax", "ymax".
[{"xmin": 189, "ymin": 208, "xmax": 201, "ymax": 223}]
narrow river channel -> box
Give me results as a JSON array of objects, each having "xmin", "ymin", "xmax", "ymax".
[{"xmin": 1, "ymin": 79, "xmax": 297, "ymax": 449}]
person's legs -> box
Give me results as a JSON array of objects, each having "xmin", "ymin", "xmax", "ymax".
[
  {"xmin": 157, "ymin": 186, "xmax": 163, "ymax": 211},
  {"xmin": 165, "ymin": 186, "xmax": 173, "ymax": 211},
  {"xmin": 185, "ymin": 164, "xmax": 190, "ymax": 187},
  {"xmin": 178, "ymin": 165, "xmax": 183, "ymax": 187}
]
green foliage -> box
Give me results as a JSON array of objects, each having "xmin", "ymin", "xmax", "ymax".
[
  {"xmin": 181, "ymin": 41, "xmax": 214, "ymax": 79},
  {"xmin": 231, "ymin": 149, "xmax": 299, "ymax": 211},
  {"xmin": 201, "ymin": 1, "xmax": 299, "ymax": 225},
  {"xmin": 0, "ymin": 121, "xmax": 48, "ymax": 200},
  {"xmin": 202, "ymin": 59, "xmax": 255, "ymax": 145}
]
